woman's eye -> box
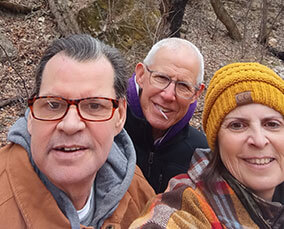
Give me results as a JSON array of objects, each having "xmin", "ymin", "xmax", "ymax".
[
  {"xmin": 228, "ymin": 122, "xmax": 245, "ymax": 130},
  {"xmin": 264, "ymin": 121, "xmax": 281, "ymax": 129}
]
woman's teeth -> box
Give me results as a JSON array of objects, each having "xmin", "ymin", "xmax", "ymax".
[{"xmin": 245, "ymin": 158, "xmax": 274, "ymax": 165}]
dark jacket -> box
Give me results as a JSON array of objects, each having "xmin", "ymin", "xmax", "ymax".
[{"xmin": 125, "ymin": 107, "xmax": 208, "ymax": 193}]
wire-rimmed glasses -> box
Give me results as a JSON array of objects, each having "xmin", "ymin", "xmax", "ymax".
[{"xmin": 145, "ymin": 66, "xmax": 199, "ymax": 99}]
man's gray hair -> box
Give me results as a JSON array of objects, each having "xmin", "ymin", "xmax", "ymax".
[
  {"xmin": 143, "ymin": 38, "xmax": 204, "ymax": 85},
  {"xmin": 33, "ymin": 34, "xmax": 128, "ymax": 99}
]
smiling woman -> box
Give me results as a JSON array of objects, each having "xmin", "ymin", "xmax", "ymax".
[
  {"xmin": 130, "ymin": 62, "xmax": 284, "ymax": 229},
  {"xmin": 218, "ymin": 103, "xmax": 284, "ymax": 201}
]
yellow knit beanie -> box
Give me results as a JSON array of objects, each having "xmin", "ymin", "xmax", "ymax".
[{"xmin": 203, "ymin": 62, "xmax": 284, "ymax": 151}]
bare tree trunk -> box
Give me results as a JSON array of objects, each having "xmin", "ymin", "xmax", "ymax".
[
  {"xmin": 241, "ymin": 0, "xmax": 253, "ymax": 58},
  {"xmin": 159, "ymin": 0, "xmax": 189, "ymax": 38},
  {"xmin": 259, "ymin": 0, "xmax": 268, "ymax": 44},
  {"xmin": 48, "ymin": 0, "xmax": 81, "ymax": 36},
  {"xmin": 210, "ymin": 0, "xmax": 242, "ymax": 41},
  {"xmin": 259, "ymin": 2, "xmax": 283, "ymax": 45}
]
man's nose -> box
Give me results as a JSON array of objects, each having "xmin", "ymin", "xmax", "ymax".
[
  {"xmin": 56, "ymin": 105, "xmax": 85, "ymax": 135},
  {"xmin": 161, "ymin": 82, "xmax": 176, "ymax": 101},
  {"xmin": 247, "ymin": 127, "xmax": 269, "ymax": 148}
]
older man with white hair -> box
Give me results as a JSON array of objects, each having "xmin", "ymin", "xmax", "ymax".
[{"xmin": 125, "ymin": 38, "xmax": 208, "ymax": 193}]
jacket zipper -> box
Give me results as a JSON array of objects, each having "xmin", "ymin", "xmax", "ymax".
[
  {"xmin": 147, "ymin": 151, "xmax": 154, "ymax": 178},
  {"xmin": 158, "ymin": 173, "xmax": 163, "ymax": 192}
]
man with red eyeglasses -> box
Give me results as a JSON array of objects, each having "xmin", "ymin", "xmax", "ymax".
[
  {"xmin": 125, "ymin": 38, "xmax": 208, "ymax": 193},
  {"xmin": 0, "ymin": 34, "xmax": 154, "ymax": 228}
]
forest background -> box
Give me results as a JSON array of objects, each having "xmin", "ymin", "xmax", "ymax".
[{"xmin": 0, "ymin": 0, "xmax": 283, "ymax": 147}]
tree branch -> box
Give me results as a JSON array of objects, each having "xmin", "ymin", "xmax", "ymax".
[
  {"xmin": 0, "ymin": 1, "xmax": 34, "ymax": 14},
  {"xmin": 0, "ymin": 43, "xmax": 29, "ymax": 99}
]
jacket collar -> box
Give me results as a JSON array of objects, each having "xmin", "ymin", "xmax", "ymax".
[{"xmin": 7, "ymin": 144, "xmax": 71, "ymax": 228}]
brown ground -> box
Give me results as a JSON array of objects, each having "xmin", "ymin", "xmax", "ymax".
[{"xmin": 0, "ymin": 0, "xmax": 283, "ymax": 147}]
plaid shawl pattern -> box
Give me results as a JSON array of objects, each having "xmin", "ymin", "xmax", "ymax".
[{"xmin": 130, "ymin": 149, "xmax": 259, "ymax": 228}]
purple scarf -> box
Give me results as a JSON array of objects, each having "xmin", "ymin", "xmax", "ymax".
[{"xmin": 126, "ymin": 74, "xmax": 197, "ymax": 146}]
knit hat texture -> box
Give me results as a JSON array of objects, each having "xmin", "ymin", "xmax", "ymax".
[{"xmin": 203, "ymin": 62, "xmax": 284, "ymax": 151}]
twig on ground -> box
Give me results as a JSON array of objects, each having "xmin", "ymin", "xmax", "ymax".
[{"xmin": 0, "ymin": 96, "xmax": 21, "ymax": 108}]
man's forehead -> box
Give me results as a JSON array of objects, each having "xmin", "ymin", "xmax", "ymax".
[
  {"xmin": 155, "ymin": 44, "xmax": 197, "ymax": 57},
  {"xmin": 151, "ymin": 46, "xmax": 199, "ymax": 67},
  {"xmin": 42, "ymin": 53, "xmax": 114, "ymax": 78},
  {"xmin": 45, "ymin": 52, "xmax": 111, "ymax": 68},
  {"xmin": 39, "ymin": 53, "xmax": 116, "ymax": 97},
  {"xmin": 150, "ymin": 46, "xmax": 200, "ymax": 81}
]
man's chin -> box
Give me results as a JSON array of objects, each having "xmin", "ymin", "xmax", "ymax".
[{"xmin": 150, "ymin": 119, "xmax": 172, "ymax": 131}]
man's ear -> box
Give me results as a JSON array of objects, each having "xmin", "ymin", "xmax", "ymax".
[
  {"xmin": 190, "ymin": 83, "xmax": 205, "ymax": 103},
  {"xmin": 114, "ymin": 98, "xmax": 127, "ymax": 135},
  {"xmin": 195, "ymin": 83, "xmax": 205, "ymax": 98},
  {"xmin": 135, "ymin": 62, "xmax": 146, "ymax": 89},
  {"xmin": 27, "ymin": 112, "xmax": 33, "ymax": 135}
]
